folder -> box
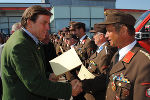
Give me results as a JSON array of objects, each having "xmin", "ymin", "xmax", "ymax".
[
  {"xmin": 78, "ymin": 64, "xmax": 95, "ymax": 80},
  {"xmin": 49, "ymin": 48, "xmax": 82, "ymax": 76}
]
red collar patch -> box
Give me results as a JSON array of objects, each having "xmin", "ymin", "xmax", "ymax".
[
  {"xmin": 123, "ymin": 51, "xmax": 135, "ymax": 63},
  {"xmin": 82, "ymin": 40, "xmax": 86, "ymax": 44}
]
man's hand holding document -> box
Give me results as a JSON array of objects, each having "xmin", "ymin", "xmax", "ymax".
[{"xmin": 49, "ymin": 48, "xmax": 82, "ymax": 76}]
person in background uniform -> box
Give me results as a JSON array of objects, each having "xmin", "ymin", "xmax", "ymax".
[
  {"xmin": 73, "ymin": 22, "xmax": 97, "ymax": 64},
  {"xmin": 67, "ymin": 22, "xmax": 96, "ymax": 100},
  {"xmin": 57, "ymin": 30, "xmax": 63, "ymax": 38},
  {"xmin": 1, "ymin": 5, "xmax": 82, "ymax": 100},
  {"xmin": 86, "ymin": 24, "xmax": 117, "ymax": 75},
  {"xmin": 69, "ymin": 21, "xmax": 77, "ymax": 35},
  {"xmin": 65, "ymin": 34, "xmax": 79, "ymax": 51},
  {"xmin": 52, "ymin": 34, "xmax": 59, "ymax": 47},
  {"xmin": 62, "ymin": 27, "xmax": 70, "ymax": 35},
  {"xmin": 55, "ymin": 32, "xmax": 66, "ymax": 55},
  {"xmin": 98, "ymin": 10, "xmax": 150, "ymax": 100},
  {"xmin": 78, "ymin": 24, "xmax": 117, "ymax": 100}
]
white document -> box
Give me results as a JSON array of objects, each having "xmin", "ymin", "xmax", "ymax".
[
  {"xmin": 50, "ymin": 48, "xmax": 82, "ymax": 76},
  {"xmin": 78, "ymin": 65, "xmax": 95, "ymax": 80}
]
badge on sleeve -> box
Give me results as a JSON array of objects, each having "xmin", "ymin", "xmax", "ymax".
[
  {"xmin": 146, "ymin": 88, "xmax": 150, "ymax": 97},
  {"xmin": 122, "ymin": 88, "xmax": 129, "ymax": 97},
  {"xmin": 115, "ymin": 95, "xmax": 120, "ymax": 100}
]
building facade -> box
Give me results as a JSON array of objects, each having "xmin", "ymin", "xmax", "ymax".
[
  {"xmin": 42, "ymin": 0, "xmax": 116, "ymax": 9},
  {"xmin": 42, "ymin": 0, "xmax": 116, "ymax": 33},
  {"xmin": 0, "ymin": 1, "xmax": 146, "ymax": 35},
  {"xmin": 0, "ymin": 3, "xmax": 50, "ymax": 35}
]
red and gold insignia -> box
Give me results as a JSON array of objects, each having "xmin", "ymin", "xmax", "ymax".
[
  {"xmin": 122, "ymin": 88, "xmax": 130, "ymax": 97},
  {"xmin": 123, "ymin": 51, "xmax": 134, "ymax": 63},
  {"xmin": 146, "ymin": 88, "xmax": 150, "ymax": 97},
  {"xmin": 115, "ymin": 95, "xmax": 120, "ymax": 100},
  {"xmin": 111, "ymin": 82, "xmax": 116, "ymax": 91},
  {"xmin": 82, "ymin": 40, "xmax": 86, "ymax": 44}
]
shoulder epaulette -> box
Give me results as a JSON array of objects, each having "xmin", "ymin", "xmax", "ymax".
[
  {"xmin": 123, "ymin": 51, "xmax": 135, "ymax": 63},
  {"xmin": 140, "ymin": 50, "xmax": 150, "ymax": 60},
  {"xmin": 87, "ymin": 37, "xmax": 91, "ymax": 40}
]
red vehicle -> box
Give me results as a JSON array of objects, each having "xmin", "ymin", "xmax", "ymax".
[{"xmin": 134, "ymin": 10, "xmax": 150, "ymax": 53}]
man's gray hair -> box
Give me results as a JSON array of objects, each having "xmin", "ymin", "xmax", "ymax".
[{"xmin": 12, "ymin": 22, "xmax": 21, "ymax": 32}]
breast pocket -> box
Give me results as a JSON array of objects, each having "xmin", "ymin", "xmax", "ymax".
[{"xmin": 116, "ymin": 81, "xmax": 131, "ymax": 100}]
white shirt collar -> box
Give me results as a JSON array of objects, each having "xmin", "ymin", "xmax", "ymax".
[
  {"xmin": 80, "ymin": 35, "xmax": 86, "ymax": 42},
  {"xmin": 96, "ymin": 42, "xmax": 106, "ymax": 53},
  {"xmin": 118, "ymin": 40, "xmax": 137, "ymax": 61},
  {"xmin": 100, "ymin": 42, "xmax": 106, "ymax": 48},
  {"xmin": 22, "ymin": 27, "xmax": 39, "ymax": 45}
]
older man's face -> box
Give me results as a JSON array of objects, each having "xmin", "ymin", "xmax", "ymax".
[
  {"xmin": 105, "ymin": 24, "xmax": 128, "ymax": 48},
  {"xmin": 105, "ymin": 24, "xmax": 120, "ymax": 47}
]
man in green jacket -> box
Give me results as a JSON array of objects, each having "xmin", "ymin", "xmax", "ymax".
[{"xmin": 1, "ymin": 5, "xmax": 82, "ymax": 100}]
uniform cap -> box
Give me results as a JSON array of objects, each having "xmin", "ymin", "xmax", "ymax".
[
  {"xmin": 70, "ymin": 22, "xmax": 85, "ymax": 31},
  {"xmin": 65, "ymin": 34, "xmax": 78, "ymax": 40},
  {"xmin": 100, "ymin": 10, "xmax": 136, "ymax": 26},
  {"xmin": 90, "ymin": 24, "xmax": 106, "ymax": 34}
]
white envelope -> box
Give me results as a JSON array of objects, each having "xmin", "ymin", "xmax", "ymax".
[
  {"xmin": 49, "ymin": 48, "xmax": 82, "ymax": 76},
  {"xmin": 78, "ymin": 64, "xmax": 95, "ymax": 80}
]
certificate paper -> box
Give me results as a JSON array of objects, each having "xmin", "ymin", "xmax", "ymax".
[
  {"xmin": 78, "ymin": 65, "xmax": 95, "ymax": 80},
  {"xmin": 50, "ymin": 48, "xmax": 82, "ymax": 75}
]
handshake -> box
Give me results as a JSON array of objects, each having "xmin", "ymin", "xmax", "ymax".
[
  {"xmin": 70, "ymin": 79, "xmax": 83, "ymax": 96},
  {"xmin": 49, "ymin": 73, "xmax": 83, "ymax": 97}
]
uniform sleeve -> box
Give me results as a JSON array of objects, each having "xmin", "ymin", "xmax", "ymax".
[
  {"xmin": 82, "ymin": 73, "xmax": 107, "ymax": 93},
  {"xmin": 98, "ymin": 46, "xmax": 117, "ymax": 72},
  {"xmin": 11, "ymin": 43, "xmax": 72, "ymax": 100},
  {"xmin": 133, "ymin": 52, "xmax": 150, "ymax": 100},
  {"xmin": 82, "ymin": 40, "xmax": 97, "ymax": 61},
  {"xmin": 86, "ymin": 40, "xmax": 97, "ymax": 58}
]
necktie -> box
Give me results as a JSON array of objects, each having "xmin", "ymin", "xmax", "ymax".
[{"xmin": 114, "ymin": 51, "xmax": 119, "ymax": 64}]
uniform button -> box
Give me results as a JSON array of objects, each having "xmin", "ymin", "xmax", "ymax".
[{"xmin": 89, "ymin": 91, "xmax": 92, "ymax": 94}]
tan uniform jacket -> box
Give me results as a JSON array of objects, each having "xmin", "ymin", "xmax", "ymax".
[
  {"xmin": 82, "ymin": 42, "xmax": 117, "ymax": 100},
  {"xmin": 86, "ymin": 42, "xmax": 117, "ymax": 74},
  {"xmin": 75, "ymin": 36, "xmax": 97, "ymax": 64},
  {"xmin": 106, "ymin": 43, "xmax": 150, "ymax": 100}
]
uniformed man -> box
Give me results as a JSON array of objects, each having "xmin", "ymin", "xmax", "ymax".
[
  {"xmin": 55, "ymin": 32, "xmax": 65, "ymax": 55},
  {"xmin": 86, "ymin": 24, "xmax": 117, "ymax": 75},
  {"xmin": 78, "ymin": 10, "xmax": 150, "ymax": 100},
  {"xmin": 73, "ymin": 22, "xmax": 97, "ymax": 64},
  {"xmin": 100, "ymin": 10, "xmax": 150, "ymax": 100},
  {"xmin": 79, "ymin": 24, "xmax": 117, "ymax": 100},
  {"xmin": 65, "ymin": 34, "xmax": 79, "ymax": 50},
  {"xmin": 62, "ymin": 27, "xmax": 70, "ymax": 35},
  {"xmin": 69, "ymin": 21, "xmax": 77, "ymax": 34}
]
